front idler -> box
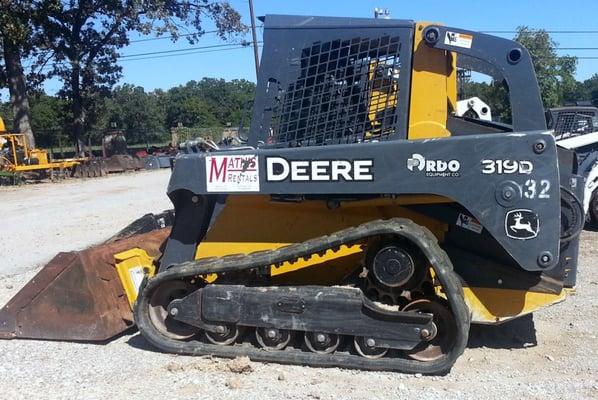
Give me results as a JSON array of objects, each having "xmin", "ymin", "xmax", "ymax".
[{"xmin": 147, "ymin": 280, "xmax": 199, "ymax": 340}]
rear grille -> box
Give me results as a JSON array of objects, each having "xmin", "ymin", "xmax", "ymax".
[{"xmin": 552, "ymin": 111, "xmax": 597, "ymax": 139}]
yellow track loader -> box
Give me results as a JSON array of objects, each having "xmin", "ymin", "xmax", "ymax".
[{"xmin": 0, "ymin": 15, "xmax": 585, "ymax": 374}]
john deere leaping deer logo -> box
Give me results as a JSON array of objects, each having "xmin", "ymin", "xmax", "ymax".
[{"xmin": 505, "ymin": 209, "xmax": 540, "ymax": 240}]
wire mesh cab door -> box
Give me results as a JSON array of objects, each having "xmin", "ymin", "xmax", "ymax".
[{"xmin": 249, "ymin": 15, "xmax": 414, "ymax": 148}]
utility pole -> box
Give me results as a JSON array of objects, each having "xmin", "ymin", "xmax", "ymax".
[{"xmin": 248, "ymin": 0, "xmax": 260, "ymax": 78}]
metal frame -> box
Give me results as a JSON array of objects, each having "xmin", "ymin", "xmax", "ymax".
[
  {"xmin": 421, "ymin": 25, "xmax": 546, "ymax": 132},
  {"xmin": 249, "ymin": 15, "xmax": 414, "ymax": 147},
  {"xmin": 167, "ymin": 131, "xmax": 568, "ymax": 272}
]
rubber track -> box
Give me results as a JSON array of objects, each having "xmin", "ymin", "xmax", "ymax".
[{"xmin": 134, "ymin": 218, "xmax": 470, "ymax": 374}]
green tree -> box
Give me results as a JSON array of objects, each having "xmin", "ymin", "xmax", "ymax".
[
  {"xmin": 31, "ymin": 0, "xmax": 245, "ymax": 154},
  {"xmin": 28, "ymin": 91, "xmax": 71, "ymax": 148},
  {"xmin": 223, "ymin": 79, "xmax": 255, "ymax": 123},
  {"xmin": 163, "ymin": 78, "xmax": 255, "ymax": 129},
  {"xmin": 514, "ymin": 27, "xmax": 578, "ymax": 108},
  {"xmin": 164, "ymin": 84, "xmax": 218, "ymax": 128},
  {"xmin": 582, "ymin": 74, "xmax": 598, "ymax": 106},
  {"xmin": 564, "ymin": 80, "xmax": 590, "ymax": 105},
  {"xmin": 102, "ymin": 84, "xmax": 167, "ymax": 143},
  {"xmin": 0, "ymin": 0, "xmax": 35, "ymax": 147}
]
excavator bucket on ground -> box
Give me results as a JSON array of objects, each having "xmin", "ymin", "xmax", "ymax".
[{"xmin": 0, "ymin": 212, "xmax": 172, "ymax": 341}]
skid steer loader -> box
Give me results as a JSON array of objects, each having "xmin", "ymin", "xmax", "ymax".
[{"xmin": 0, "ymin": 15, "xmax": 585, "ymax": 374}]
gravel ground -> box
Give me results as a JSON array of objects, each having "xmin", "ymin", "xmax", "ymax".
[
  {"xmin": 0, "ymin": 174, "xmax": 596, "ymax": 399},
  {"xmin": 0, "ymin": 170, "xmax": 172, "ymax": 276}
]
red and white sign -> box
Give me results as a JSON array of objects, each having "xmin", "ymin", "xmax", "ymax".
[{"xmin": 205, "ymin": 154, "xmax": 260, "ymax": 192}]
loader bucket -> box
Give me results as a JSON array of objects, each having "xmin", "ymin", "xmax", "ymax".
[{"xmin": 0, "ymin": 216, "xmax": 171, "ymax": 342}]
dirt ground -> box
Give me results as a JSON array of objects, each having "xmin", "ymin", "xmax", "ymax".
[{"xmin": 0, "ymin": 173, "xmax": 596, "ymax": 400}]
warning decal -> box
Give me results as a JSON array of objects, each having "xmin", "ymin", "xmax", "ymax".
[
  {"xmin": 456, "ymin": 213, "xmax": 483, "ymax": 234},
  {"xmin": 205, "ymin": 154, "xmax": 260, "ymax": 192},
  {"xmin": 444, "ymin": 31, "xmax": 473, "ymax": 49}
]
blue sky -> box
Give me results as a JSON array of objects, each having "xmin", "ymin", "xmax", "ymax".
[{"xmin": 6, "ymin": 0, "xmax": 598, "ymax": 97}]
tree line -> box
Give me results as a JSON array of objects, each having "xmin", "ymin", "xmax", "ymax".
[
  {"xmin": 0, "ymin": 0, "xmax": 245, "ymax": 152},
  {"xmin": 0, "ymin": 77, "xmax": 255, "ymax": 148}
]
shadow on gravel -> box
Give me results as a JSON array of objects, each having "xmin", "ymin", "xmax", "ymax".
[
  {"xmin": 584, "ymin": 220, "xmax": 598, "ymax": 232},
  {"xmin": 467, "ymin": 314, "xmax": 537, "ymax": 349},
  {"xmin": 126, "ymin": 332, "xmax": 156, "ymax": 351}
]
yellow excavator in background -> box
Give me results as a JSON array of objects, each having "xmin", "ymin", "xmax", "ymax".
[
  {"xmin": 0, "ymin": 116, "xmax": 146, "ymax": 183},
  {"xmin": 0, "ymin": 116, "xmax": 96, "ymax": 181}
]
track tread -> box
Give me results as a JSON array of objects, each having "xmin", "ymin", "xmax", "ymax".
[{"xmin": 134, "ymin": 218, "xmax": 470, "ymax": 374}]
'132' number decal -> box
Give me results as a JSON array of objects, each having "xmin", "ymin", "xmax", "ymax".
[{"xmin": 524, "ymin": 179, "xmax": 550, "ymax": 199}]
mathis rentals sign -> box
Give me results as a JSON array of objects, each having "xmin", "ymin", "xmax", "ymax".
[{"xmin": 205, "ymin": 154, "xmax": 259, "ymax": 192}]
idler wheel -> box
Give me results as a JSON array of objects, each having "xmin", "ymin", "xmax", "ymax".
[
  {"xmin": 402, "ymin": 298, "xmax": 456, "ymax": 362},
  {"xmin": 371, "ymin": 244, "xmax": 415, "ymax": 288},
  {"xmin": 148, "ymin": 281, "xmax": 199, "ymax": 340}
]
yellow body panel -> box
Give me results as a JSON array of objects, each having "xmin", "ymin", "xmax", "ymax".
[
  {"xmin": 0, "ymin": 117, "xmax": 5, "ymax": 132},
  {"xmin": 195, "ymin": 195, "xmax": 447, "ymax": 250},
  {"xmin": 366, "ymin": 59, "xmax": 399, "ymax": 138},
  {"xmin": 114, "ymin": 248, "xmax": 156, "ymax": 307},
  {"xmin": 194, "ymin": 195, "xmax": 447, "ymax": 283},
  {"xmin": 446, "ymin": 52, "xmax": 458, "ymax": 113},
  {"xmin": 9, "ymin": 160, "xmax": 80, "ymax": 172},
  {"xmin": 198, "ymin": 241, "xmax": 363, "ymax": 277},
  {"xmin": 408, "ymin": 22, "xmax": 454, "ymax": 139},
  {"xmin": 29, "ymin": 149, "xmax": 49, "ymax": 165},
  {"xmin": 463, "ymin": 287, "xmax": 568, "ymax": 323}
]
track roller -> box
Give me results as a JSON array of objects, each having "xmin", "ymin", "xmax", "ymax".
[
  {"xmin": 205, "ymin": 324, "xmax": 242, "ymax": 345},
  {"xmin": 353, "ymin": 336, "xmax": 389, "ymax": 359},
  {"xmin": 304, "ymin": 332, "xmax": 341, "ymax": 354},
  {"xmin": 256, "ymin": 328, "xmax": 292, "ymax": 350}
]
